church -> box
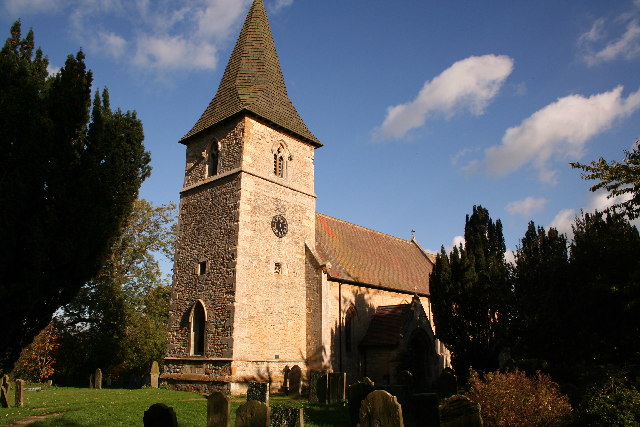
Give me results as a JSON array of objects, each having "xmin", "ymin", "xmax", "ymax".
[{"xmin": 162, "ymin": 0, "xmax": 450, "ymax": 394}]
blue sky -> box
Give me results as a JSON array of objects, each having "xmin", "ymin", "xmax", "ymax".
[{"xmin": 3, "ymin": 0, "xmax": 640, "ymax": 259}]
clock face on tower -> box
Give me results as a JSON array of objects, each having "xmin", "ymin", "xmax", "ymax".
[{"xmin": 271, "ymin": 215, "xmax": 288, "ymax": 238}]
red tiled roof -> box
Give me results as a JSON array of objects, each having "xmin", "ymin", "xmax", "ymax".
[
  {"xmin": 315, "ymin": 213, "xmax": 434, "ymax": 294},
  {"xmin": 360, "ymin": 304, "xmax": 412, "ymax": 347}
]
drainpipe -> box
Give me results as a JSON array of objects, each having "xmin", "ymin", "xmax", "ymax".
[{"xmin": 339, "ymin": 282, "xmax": 343, "ymax": 372}]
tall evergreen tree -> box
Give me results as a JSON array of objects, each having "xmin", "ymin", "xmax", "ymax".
[
  {"xmin": 431, "ymin": 206, "xmax": 512, "ymax": 376},
  {"xmin": 0, "ymin": 22, "xmax": 151, "ymax": 374}
]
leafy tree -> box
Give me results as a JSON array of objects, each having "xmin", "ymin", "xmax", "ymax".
[
  {"xmin": 512, "ymin": 222, "xmax": 569, "ymax": 363},
  {"xmin": 55, "ymin": 200, "xmax": 176, "ymax": 384},
  {"xmin": 12, "ymin": 322, "xmax": 60, "ymax": 382},
  {"xmin": 431, "ymin": 206, "xmax": 512, "ymax": 376},
  {"xmin": 0, "ymin": 21, "xmax": 151, "ymax": 375},
  {"xmin": 570, "ymin": 140, "xmax": 640, "ymax": 219}
]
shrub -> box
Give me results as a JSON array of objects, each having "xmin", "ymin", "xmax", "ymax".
[
  {"xmin": 467, "ymin": 369, "xmax": 572, "ymax": 426},
  {"xmin": 578, "ymin": 377, "xmax": 640, "ymax": 426}
]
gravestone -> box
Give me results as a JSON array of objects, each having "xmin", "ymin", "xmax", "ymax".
[
  {"xmin": 15, "ymin": 379, "xmax": 24, "ymax": 408},
  {"xmin": 282, "ymin": 366, "xmax": 290, "ymax": 394},
  {"xmin": 347, "ymin": 381, "xmax": 375, "ymax": 426},
  {"xmin": 236, "ymin": 400, "xmax": 270, "ymax": 427},
  {"xmin": 359, "ymin": 390, "xmax": 404, "ymax": 427},
  {"xmin": 439, "ymin": 395, "xmax": 482, "ymax": 427},
  {"xmin": 143, "ymin": 403, "xmax": 179, "ymax": 427},
  {"xmin": 207, "ymin": 391, "xmax": 230, "ymax": 427},
  {"xmin": 89, "ymin": 373, "xmax": 94, "ymax": 389},
  {"xmin": 436, "ymin": 370, "xmax": 457, "ymax": 399},
  {"xmin": 328, "ymin": 372, "xmax": 346, "ymax": 403},
  {"xmin": 288, "ymin": 365, "xmax": 302, "ymax": 396},
  {"xmin": 271, "ymin": 407, "xmax": 304, "ymax": 427},
  {"xmin": 247, "ymin": 382, "xmax": 269, "ymax": 405},
  {"xmin": 150, "ymin": 361, "xmax": 160, "ymax": 389},
  {"xmin": 95, "ymin": 368, "xmax": 103, "ymax": 389},
  {"xmin": 404, "ymin": 393, "xmax": 439, "ymax": 427},
  {"xmin": 0, "ymin": 376, "xmax": 10, "ymax": 408},
  {"xmin": 308, "ymin": 371, "xmax": 325, "ymax": 403}
]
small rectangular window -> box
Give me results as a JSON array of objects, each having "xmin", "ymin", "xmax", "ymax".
[
  {"xmin": 198, "ymin": 261, "xmax": 207, "ymax": 275},
  {"xmin": 274, "ymin": 262, "xmax": 282, "ymax": 275}
]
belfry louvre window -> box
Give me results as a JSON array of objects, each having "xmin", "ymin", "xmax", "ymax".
[
  {"xmin": 207, "ymin": 140, "xmax": 219, "ymax": 177},
  {"xmin": 273, "ymin": 147, "xmax": 285, "ymax": 178}
]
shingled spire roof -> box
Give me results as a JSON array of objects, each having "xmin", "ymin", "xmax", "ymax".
[{"xmin": 180, "ymin": 0, "xmax": 321, "ymax": 146}]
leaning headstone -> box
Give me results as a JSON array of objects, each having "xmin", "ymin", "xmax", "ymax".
[
  {"xmin": 271, "ymin": 407, "xmax": 304, "ymax": 427},
  {"xmin": 288, "ymin": 365, "xmax": 302, "ymax": 396},
  {"xmin": 207, "ymin": 391, "xmax": 230, "ymax": 427},
  {"xmin": 314, "ymin": 372, "xmax": 329, "ymax": 404},
  {"xmin": 0, "ymin": 376, "xmax": 10, "ymax": 409},
  {"xmin": 347, "ymin": 381, "xmax": 375, "ymax": 426},
  {"xmin": 247, "ymin": 382, "xmax": 269, "ymax": 405},
  {"xmin": 95, "ymin": 368, "xmax": 103, "ymax": 389},
  {"xmin": 439, "ymin": 395, "xmax": 483, "ymax": 427},
  {"xmin": 150, "ymin": 361, "xmax": 160, "ymax": 389},
  {"xmin": 89, "ymin": 373, "xmax": 94, "ymax": 389},
  {"xmin": 359, "ymin": 390, "xmax": 404, "ymax": 427},
  {"xmin": 404, "ymin": 393, "xmax": 439, "ymax": 427},
  {"xmin": 143, "ymin": 403, "xmax": 179, "ymax": 427},
  {"xmin": 436, "ymin": 370, "xmax": 457, "ymax": 399},
  {"xmin": 328, "ymin": 372, "xmax": 346, "ymax": 403},
  {"xmin": 236, "ymin": 400, "xmax": 270, "ymax": 427},
  {"xmin": 15, "ymin": 379, "xmax": 24, "ymax": 408}
]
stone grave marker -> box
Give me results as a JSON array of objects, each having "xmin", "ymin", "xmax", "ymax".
[
  {"xmin": 307, "ymin": 371, "xmax": 325, "ymax": 403},
  {"xmin": 346, "ymin": 381, "xmax": 375, "ymax": 427},
  {"xmin": 247, "ymin": 382, "xmax": 269, "ymax": 405},
  {"xmin": 328, "ymin": 372, "xmax": 346, "ymax": 404},
  {"xmin": 207, "ymin": 391, "xmax": 230, "ymax": 427},
  {"xmin": 150, "ymin": 361, "xmax": 160, "ymax": 389},
  {"xmin": 0, "ymin": 376, "xmax": 10, "ymax": 408},
  {"xmin": 271, "ymin": 406, "xmax": 304, "ymax": 427},
  {"xmin": 359, "ymin": 390, "xmax": 404, "ymax": 427},
  {"xmin": 436, "ymin": 370, "xmax": 457, "ymax": 399},
  {"xmin": 439, "ymin": 395, "xmax": 482, "ymax": 427},
  {"xmin": 282, "ymin": 366, "xmax": 290, "ymax": 394},
  {"xmin": 15, "ymin": 379, "xmax": 24, "ymax": 408},
  {"xmin": 288, "ymin": 365, "xmax": 302, "ymax": 396},
  {"xmin": 95, "ymin": 368, "xmax": 103, "ymax": 389},
  {"xmin": 236, "ymin": 400, "xmax": 270, "ymax": 427},
  {"xmin": 404, "ymin": 393, "xmax": 439, "ymax": 427},
  {"xmin": 143, "ymin": 403, "xmax": 179, "ymax": 427},
  {"xmin": 89, "ymin": 373, "xmax": 94, "ymax": 389}
]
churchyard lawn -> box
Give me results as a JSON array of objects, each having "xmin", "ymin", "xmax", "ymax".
[{"xmin": 0, "ymin": 384, "xmax": 348, "ymax": 426}]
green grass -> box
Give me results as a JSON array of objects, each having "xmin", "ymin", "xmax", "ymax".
[{"xmin": 0, "ymin": 384, "xmax": 349, "ymax": 426}]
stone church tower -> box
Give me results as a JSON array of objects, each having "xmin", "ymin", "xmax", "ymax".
[
  {"xmin": 164, "ymin": 0, "xmax": 450, "ymax": 394},
  {"xmin": 163, "ymin": 0, "xmax": 322, "ymax": 394}
]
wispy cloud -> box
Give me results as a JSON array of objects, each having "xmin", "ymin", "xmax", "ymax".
[
  {"xmin": 579, "ymin": 1, "xmax": 640, "ymax": 66},
  {"xmin": 484, "ymin": 86, "xmax": 640, "ymax": 184},
  {"xmin": 506, "ymin": 197, "xmax": 548, "ymax": 216},
  {"xmin": 272, "ymin": 0, "xmax": 294, "ymax": 12},
  {"xmin": 374, "ymin": 54, "xmax": 514, "ymax": 141},
  {"xmin": 5, "ymin": 0, "xmax": 254, "ymax": 74}
]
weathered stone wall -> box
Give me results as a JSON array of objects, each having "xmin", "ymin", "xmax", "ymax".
[
  {"xmin": 166, "ymin": 119, "xmax": 244, "ymax": 362},
  {"xmin": 232, "ymin": 118, "xmax": 316, "ymax": 365}
]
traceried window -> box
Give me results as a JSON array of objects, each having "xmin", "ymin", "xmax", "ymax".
[
  {"xmin": 207, "ymin": 140, "xmax": 219, "ymax": 177},
  {"xmin": 190, "ymin": 300, "xmax": 207, "ymax": 356},
  {"xmin": 273, "ymin": 146, "xmax": 286, "ymax": 178}
]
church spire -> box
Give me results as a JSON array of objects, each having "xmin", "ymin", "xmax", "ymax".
[{"xmin": 181, "ymin": 0, "xmax": 321, "ymax": 146}]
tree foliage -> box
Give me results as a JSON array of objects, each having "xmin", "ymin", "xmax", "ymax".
[
  {"xmin": 12, "ymin": 322, "xmax": 60, "ymax": 382},
  {"xmin": 570, "ymin": 140, "xmax": 640, "ymax": 219},
  {"xmin": 430, "ymin": 206, "xmax": 512, "ymax": 375},
  {"xmin": 0, "ymin": 21, "xmax": 151, "ymax": 375},
  {"xmin": 55, "ymin": 200, "xmax": 176, "ymax": 384}
]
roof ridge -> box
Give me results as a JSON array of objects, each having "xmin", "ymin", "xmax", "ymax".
[{"xmin": 316, "ymin": 212, "xmax": 414, "ymax": 245}]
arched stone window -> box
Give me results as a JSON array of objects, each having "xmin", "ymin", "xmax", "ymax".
[
  {"xmin": 345, "ymin": 305, "xmax": 356, "ymax": 354},
  {"xmin": 207, "ymin": 139, "xmax": 220, "ymax": 177},
  {"xmin": 273, "ymin": 144, "xmax": 287, "ymax": 178},
  {"xmin": 189, "ymin": 300, "xmax": 207, "ymax": 356}
]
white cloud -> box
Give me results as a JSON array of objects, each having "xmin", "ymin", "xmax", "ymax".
[
  {"xmin": 549, "ymin": 209, "xmax": 577, "ymax": 237},
  {"xmin": 98, "ymin": 31, "xmax": 127, "ymax": 58},
  {"xmin": 272, "ymin": 0, "xmax": 294, "ymax": 12},
  {"xmin": 374, "ymin": 54, "xmax": 514, "ymax": 141},
  {"xmin": 504, "ymin": 250, "xmax": 516, "ymax": 265},
  {"xmin": 451, "ymin": 235, "xmax": 465, "ymax": 251},
  {"xmin": 506, "ymin": 197, "xmax": 548, "ymax": 216},
  {"xmin": 579, "ymin": 3, "xmax": 640, "ymax": 66},
  {"xmin": 484, "ymin": 86, "xmax": 640, "ymax": 184},
  {"xmin": 133, "ymin": 34, "xmax": 217, "ymax": 70},
  {"xmin": 4, "ymin": 0, "xmax": 63, "ymax": 15},
  {"xmin": 46, "ymin": 63, "xmax": 60, "ymax": 76}
]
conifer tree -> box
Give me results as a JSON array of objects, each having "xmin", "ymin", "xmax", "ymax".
[
  {"xmin": 431, "ymin": 206, "xmax": 512, "ymax": 376},
  {"xmin": 0, "ymin": 21, "xmax": 151, "ymax": 375}
]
